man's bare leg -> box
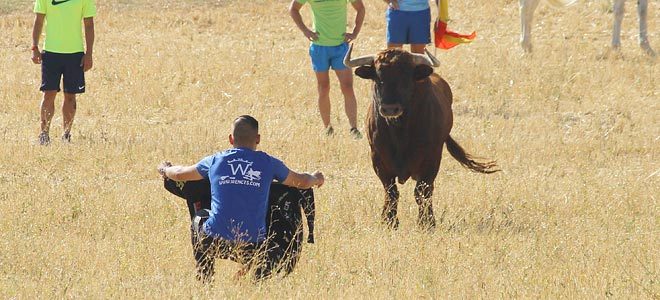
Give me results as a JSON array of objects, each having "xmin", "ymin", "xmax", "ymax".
[
  {"xmin": 410, "ymin": 44, "xmax": 426, "ymax": 54},
  {"xmin": 62, "ymin": 93, "xmax": 76, "ymax": 142},
  {"xmin": 334, "ymin": 69, "xmax": 360, "ymax": 139},
  {"xmin": 387, "ymin": 43, "xmax": 403, "ymax": 50},
  {"xmin": 40, "ymin": 90, "xmax": 57, "ymax": 145},
  {"xmin": 314, "ymin": 71, "xmax": 333, "ymax": 135},
  {"xmin": 388, "ymin": 43, "xmax": 427, "ymax": 54}
]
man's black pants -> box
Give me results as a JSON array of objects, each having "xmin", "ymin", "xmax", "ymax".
[{"xmin": 191, "ymin": 209, "xmax": 263, "ymax": 282}]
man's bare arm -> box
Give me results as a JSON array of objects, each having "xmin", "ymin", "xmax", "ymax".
[
  {"xmin": 282, "ymin": 170, "xmax": 324, "ymax": 189},
  {"xmin": 383, "ymin": 0, "xmax": 399, "ymax": 9},
  {"xmin": 82, "ymin": 17, "xmax": 94, "ymax": 71},
  {"xmin": 158, "ymin": 163, "xmax": 204, "ymax": 181},
  {"xmin": 31, "ymin": 14, "xmax": 45, "ymax": 64},
  {"xmin": 351, "ymin": 0, "xmax": 365, "ymax": 35},
  {"xmin": 345, "ymin": 0, "xmax": 365, "ymax": 42},
  {"xmin": 289, "ymin": 0, "xmax": 318, "ymax": 41}
]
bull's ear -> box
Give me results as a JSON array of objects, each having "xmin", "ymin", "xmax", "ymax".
[
  {"xmin": 355, "ymin": 66, "xmax": 376, "ymax": 79},
  {"xmin": 414, "ymin": 65, "xmax": 434, "ymax": 80}
]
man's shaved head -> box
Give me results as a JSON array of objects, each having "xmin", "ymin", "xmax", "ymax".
[{"xmin": 231, "ymin": 115, "xmax": 259, "ymax": 146}]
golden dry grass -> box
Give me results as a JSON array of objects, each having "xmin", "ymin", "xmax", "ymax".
[{"xmin": 0, "ymin": 0, "xmax": 658, "ymax": 298}]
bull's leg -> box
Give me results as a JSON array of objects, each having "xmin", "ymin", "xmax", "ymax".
[
  {"xmin": 612, "ymin": 0, "xmax": 625, "ymax": 50},
  {"xmin": 637, "ymin": 0, "xmax": 656, "ymax": 56},
  {"xmin": 415, "ymin": 181, "xmax": 436, "ymax": 230},
  {"xmin": 520, "ymin": 0, "xmax": 541, "ymax": 53},
  {"xmin": 381, "ymin": 178, "xmax": 400, "ymax": 229}
]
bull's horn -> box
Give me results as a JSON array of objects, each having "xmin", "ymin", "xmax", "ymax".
[
  {"xmin": 343, "ymin": 43, "xmax": 375, "ymax": 68},
  {"xmin": 425, "ymin": 48, "xmax": 441, "ymax": 67},
  {"xmin": 411, "ymin": 48, "xmax": 440, "ymax": 67}
]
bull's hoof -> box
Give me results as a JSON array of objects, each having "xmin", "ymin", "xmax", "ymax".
[
  {"xmin": 417, "ymin": 217, "xmax": 436, "ymax": 232},
  {"xmin": 520, "ymin": 40, "xmax": 533, "ymax": 54},
  {"xmin": 383, "ymin": 217, "xmax": 399, "ymax": 230},
  {"xmin": 598, "ymin": 47, "xmax": 624, "ymax": 60},
  {"xmin": 641, "ymin": 42, "xmax": 657, "ymax": 58}
]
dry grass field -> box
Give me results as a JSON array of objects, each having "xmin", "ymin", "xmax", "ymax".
[{"xmin": 0, "ymin": 0, "xmax": 657, "ymax": 298}]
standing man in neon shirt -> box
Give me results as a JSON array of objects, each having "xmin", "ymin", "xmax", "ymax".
[
  {"xmin": 31, "ymin": 0, "xmax": 96, "ymax": 145},
  {"xmin": 384, "ymin": 0, "xmax": 432, "ymax": 54},
  {"xmin": 289, "ymin": 0, "xmax": 365, "ymax": 139}
]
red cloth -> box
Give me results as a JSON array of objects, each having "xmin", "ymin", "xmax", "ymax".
[{"xmin": 434, "ymin": 20, "xmax": 477, "ymax": 50}]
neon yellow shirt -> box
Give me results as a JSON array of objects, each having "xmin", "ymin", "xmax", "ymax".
[
  {"xmin": 296, "ymin": 0, "xmax": 356, "ymax": 47},
  {"xmin": 34, "ymin": 0, "xmax": 96, "ymax": 54}
]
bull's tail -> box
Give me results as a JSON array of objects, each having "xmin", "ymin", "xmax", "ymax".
[
  {"xmin": 446, "ymin": 136, "xmax": 500, "ymax": 174},
  {"xmin": 544, "ymin": 0, "xmax": 577, "ymax": 8}
]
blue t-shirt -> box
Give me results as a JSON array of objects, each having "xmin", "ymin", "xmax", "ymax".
[
  {"xmin": 196, "ymin": 148, "xmax": 290, "ymax": 243},
  {"xmin": 396, "ymin": 0, "xmax": 429, "ymax": 11}
]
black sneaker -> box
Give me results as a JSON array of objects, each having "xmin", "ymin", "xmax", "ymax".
[
  {"xmin": 349, "ymin": 127, "xmax": 363, "ymax": 140},
  {"xmin": 324, "ymin": 126, "xmax": 335, "ymax": 137},
  {"xmin": 62, "ymin": 132, "xmax": 71, "ymax": 143},
  {"xmin": 39, "ymin": 132, "xmax": 50, "ymax": 146}
]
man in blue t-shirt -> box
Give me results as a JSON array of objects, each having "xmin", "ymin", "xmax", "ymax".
[{"xmin": 158, "ymin": 115, "xmax": 324, "ymax": 281}]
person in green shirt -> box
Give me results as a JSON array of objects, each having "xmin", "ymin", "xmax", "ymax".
[
  {"xmin": 289, "ymin": 0, "xmax": 365, "ymax": 139},
  {"xmin": 31, "ymin": 0, "xmax": 96, "ymax": 145}
]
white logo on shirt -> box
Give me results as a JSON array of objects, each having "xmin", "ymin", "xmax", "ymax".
[
  {"xmin": 244, "ymin": 169, "xmax": 262, "ymax": 181},
  {"xmin": 220, "ymin": 158, "xmax": 262, "ymax": 187}
]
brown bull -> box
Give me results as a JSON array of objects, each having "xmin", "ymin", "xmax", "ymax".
[{"xmin": 344, "ymin": 45, "xmax": 499, "ymax": 229}]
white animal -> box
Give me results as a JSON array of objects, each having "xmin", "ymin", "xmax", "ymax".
[
  {"xmin": 244, "ymin": 169, "xmax": 261, "ymax": 181},
  {"xmin": 519, "ymin": 0, "xmax": 655, "ymax": 56}
]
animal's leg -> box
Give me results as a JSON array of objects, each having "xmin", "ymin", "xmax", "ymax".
[
  {"xmin": 612, "ymin": 0, "xmax": 625, "ymax": 50},
  {"xmin": 381, "ymin": 178, "xmax": 400, "ymax": 229},
  {"xmin": 637, "ymin": 0, "xmax": 656, "ymax": 56},
  {"xmin": 415, "ymin": 181, "xmax": 436, "ymax": 230},
  {"xmin": 520, "ymin": 0, "xmax": 541, "ymax": 53}
]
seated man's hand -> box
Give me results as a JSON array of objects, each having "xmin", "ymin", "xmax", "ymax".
[
  {"xmin": 158, "ymin": 161, "xmax": 172, "ymax": 179},
  {"xmin": 312, "ymin": 171, "xmax": 324, "ymax": 187}
]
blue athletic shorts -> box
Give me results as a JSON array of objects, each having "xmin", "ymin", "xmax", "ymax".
[
  {"xmin": 386, "ymin": 8, "xmax": 431, "ymax": 45},
  {"xmin": 40, "ymin": 51, "xmax": 85, "ymax": 94},
  {"xmin": 309, "ymin": 42, "xmax": 349, "ymax": 72}
]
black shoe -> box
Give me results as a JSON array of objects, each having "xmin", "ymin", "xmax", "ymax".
[
  {"xmin": 39, "ymin": 132, "xmax": 50, "ymax": 146},
  {"xmin": 324, "ymin": 126, "xmax": 334, "ymax": 137},
  {"xmin": 349, "ymin": 127, "xmax": 363, "ymax": 140},
  {"xmin": 62, "ymin": 132, "xmax": 71, "ymax": 143}
]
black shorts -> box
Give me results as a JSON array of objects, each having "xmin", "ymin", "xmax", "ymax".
[{"xmin": 40, "ymin": 51, "xmax": 85, "ymax": 94}]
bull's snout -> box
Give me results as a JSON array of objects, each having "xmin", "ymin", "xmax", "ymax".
[{"xmin": 379, "ymin": 104, "xmax": 403, "ymax": 118}]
